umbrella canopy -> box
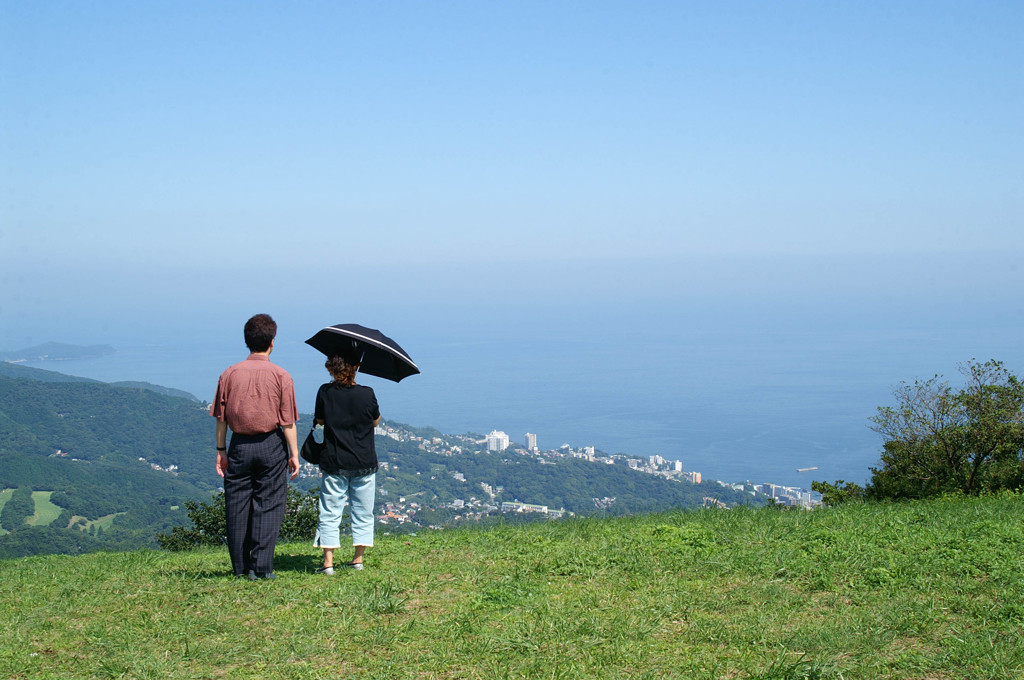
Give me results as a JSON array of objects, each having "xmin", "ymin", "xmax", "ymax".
[{"xmin": 305, "ymin": 323, "xmax": 420, "ymax": 383}]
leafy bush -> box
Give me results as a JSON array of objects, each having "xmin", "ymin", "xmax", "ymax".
[
  {"xmin": 810, "ymin": 479, "xmax": 865, "ymax": 507},
  {"xmin": 279, "ymin": 487, "xmax": 319, "ymax": 541},
  {"xmin": 868, "ymin": 359, "xmax": 1024, "ymax": 500},
  {"xmin": 157, "ymin": 487, "xmax": 320, "ymax": 551}
]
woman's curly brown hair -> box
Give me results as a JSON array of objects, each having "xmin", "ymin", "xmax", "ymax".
[{"xmin": 326, "ymin": 355, "xmax": 359, "ymax": 386}]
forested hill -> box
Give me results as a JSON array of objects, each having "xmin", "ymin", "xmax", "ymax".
[
  {"xmin": 0, "ymin": 362, "xmax": 199, "ymax": 401},
  {"xmin": 0, "ymin": 362, "xmax": 101, "ymax": 384},
  {"xmin": 0, "ymin": 365, "xmax": 215, "ymax": 486},
  {"xmin": 0, "ymin": 367, "xmax": 217, "ymax": 558}
]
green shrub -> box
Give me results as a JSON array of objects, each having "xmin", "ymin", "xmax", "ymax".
[{"xmin": 157, "ymin": 487, "xmax": 320, "ymax": 551}]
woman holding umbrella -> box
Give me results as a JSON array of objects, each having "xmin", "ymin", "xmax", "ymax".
[
  {"xmin": 305, "ymin": 323, "xmax": 418, "ymax": 573},
  {"xmin": 313, "ymin": 348, "xmax": 381, "ymax": 573}
]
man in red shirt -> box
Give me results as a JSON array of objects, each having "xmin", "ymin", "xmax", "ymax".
[{"xmin": 211, "ymin": 314, "xmax": 300, "ymax": 580}]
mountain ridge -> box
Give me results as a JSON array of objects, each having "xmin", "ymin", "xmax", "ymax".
[{"xmin": 0, "ymin": 361, "xmax": 200, "ymax": 401}]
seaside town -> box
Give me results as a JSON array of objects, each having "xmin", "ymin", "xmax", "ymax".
[{"xmin": 297, "ymin": 422, "xmax": 821, "ymax": 531}]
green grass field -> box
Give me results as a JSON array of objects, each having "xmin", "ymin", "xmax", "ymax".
[
  {"xmin": 2, "ymin": 493, "xmax": 1023, "ymax": 679},
  {"xmin": 67, "ymin": 512, "xmax": 123, "ymax": 531},
  {"xmin": 25, "ymin": 492, "xmax": 62, "ymax": 527}
]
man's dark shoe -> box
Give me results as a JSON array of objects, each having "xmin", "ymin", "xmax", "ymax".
[{"xmin": 255, "ymin": 572, "xmax": 277, "ymax": 580}]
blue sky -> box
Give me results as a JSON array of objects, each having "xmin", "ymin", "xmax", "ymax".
[{"xmin": 1, "ymin": 1, "xmax": 1022, "ymax": 347}]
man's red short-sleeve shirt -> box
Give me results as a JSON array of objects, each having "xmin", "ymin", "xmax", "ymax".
[{"xmin": 210, "ymin": 354, "xmax": 299, "ymax": 435}]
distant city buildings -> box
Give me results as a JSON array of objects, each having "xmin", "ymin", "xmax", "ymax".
[
  {"xmin": 136, "ymin": 456, "xmax": 179, "ymax": 476},
  {"xmin": 631, "ymin": 455, "xmax": 701, "ymax": 484},
  {"xmin": 501, "ymin": 501, "xmax": 565, "ymax": 518},
  {"xmin": 348, "ymin": 423, "xmax": 824, "ymax": 530},
  {"xmin": 718, "ymin": 481, "xmax": 818, "ymax": 508},
  {"xmin": 486, "ymin": 430, "xmax": 510, "ymax": 452},
  {"xmin": 480, "ymin": 482, "xmax": 503, "ymax": 499}
]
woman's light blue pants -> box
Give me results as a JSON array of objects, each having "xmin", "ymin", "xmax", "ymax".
[{"xmin": 315, "ymin": 473, "xmax": 376, "ymax": 548}]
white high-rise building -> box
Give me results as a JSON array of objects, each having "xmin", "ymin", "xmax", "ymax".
[
  {"xmin": 525, "ymin": 432, "xmax": 538, "ymax": 450},
  {"xmin": 486, "ymin": 430, "xmax": 510, "ymax": 452}
]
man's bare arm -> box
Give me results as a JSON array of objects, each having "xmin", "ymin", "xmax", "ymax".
[
  {"xmin": 281, "ymin": 423, "xmax": 300, "ymax": 480},
  {"xmin": 215, "ymin": 420, "xmax": 229, "ymax": 477}
]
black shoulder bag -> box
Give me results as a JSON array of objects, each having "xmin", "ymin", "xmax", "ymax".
[{"xmin": 300, "ymin": 423, "xmax": 325, "ymax": 465}]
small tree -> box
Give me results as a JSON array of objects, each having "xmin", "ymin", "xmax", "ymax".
[
  {"xmin": 810, "ymin": 479, "xmax": 865, "ymax": 507},
  {"xmin": 868, "ymin": 359, "xmax": 1024, "ymax": 500},
  {"xmin": 158, "ymin": 487, "xmax": 321, "ymax": 551},
  {"xmin": 156, "ymin": 492, "xmax": 227, "ymax": 551},
  {"xmin": 279, "ymin": 487, "xmax": 320, "ymax": 541}
]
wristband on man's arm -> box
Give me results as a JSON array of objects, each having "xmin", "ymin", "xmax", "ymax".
[{"xmin": 217, "ymin": 446, "xmax": 226, "ymax": 451}]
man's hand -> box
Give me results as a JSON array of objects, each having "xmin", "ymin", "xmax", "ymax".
[
  {"xmin": 216, "ymin": 450, "xmax": 228, "ymax": 478},
  {"xmin": 281, "ymin": 423, "xmax": 300, "ymax": 480}
]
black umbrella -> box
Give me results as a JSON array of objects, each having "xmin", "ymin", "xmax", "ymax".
[{"xmin": 305, "ymin": 323, "xmax": 420, "ymax": 382}]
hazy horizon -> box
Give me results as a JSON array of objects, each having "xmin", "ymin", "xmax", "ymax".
[{"xmin": 6, "ymin": 264, "xmax": 1022, "ymax": 489}]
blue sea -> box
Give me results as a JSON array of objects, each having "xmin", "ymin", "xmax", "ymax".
[{"xmin": 17, "ymin": 304, "xmax": 1023, "ymax": 490}]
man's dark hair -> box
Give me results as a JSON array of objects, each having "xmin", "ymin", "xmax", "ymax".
[{"xmin": 244, "ymin": 314, "xmax": 277, "ymax": 353}]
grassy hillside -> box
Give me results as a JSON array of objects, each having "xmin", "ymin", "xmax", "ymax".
[
  {"xmin": 24, "ymin": 492, "xmax": 61, "ymax": 527},
  {"xmin": 3, "ymin": 494, "xmax": 1023, "ymax": 679}
]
